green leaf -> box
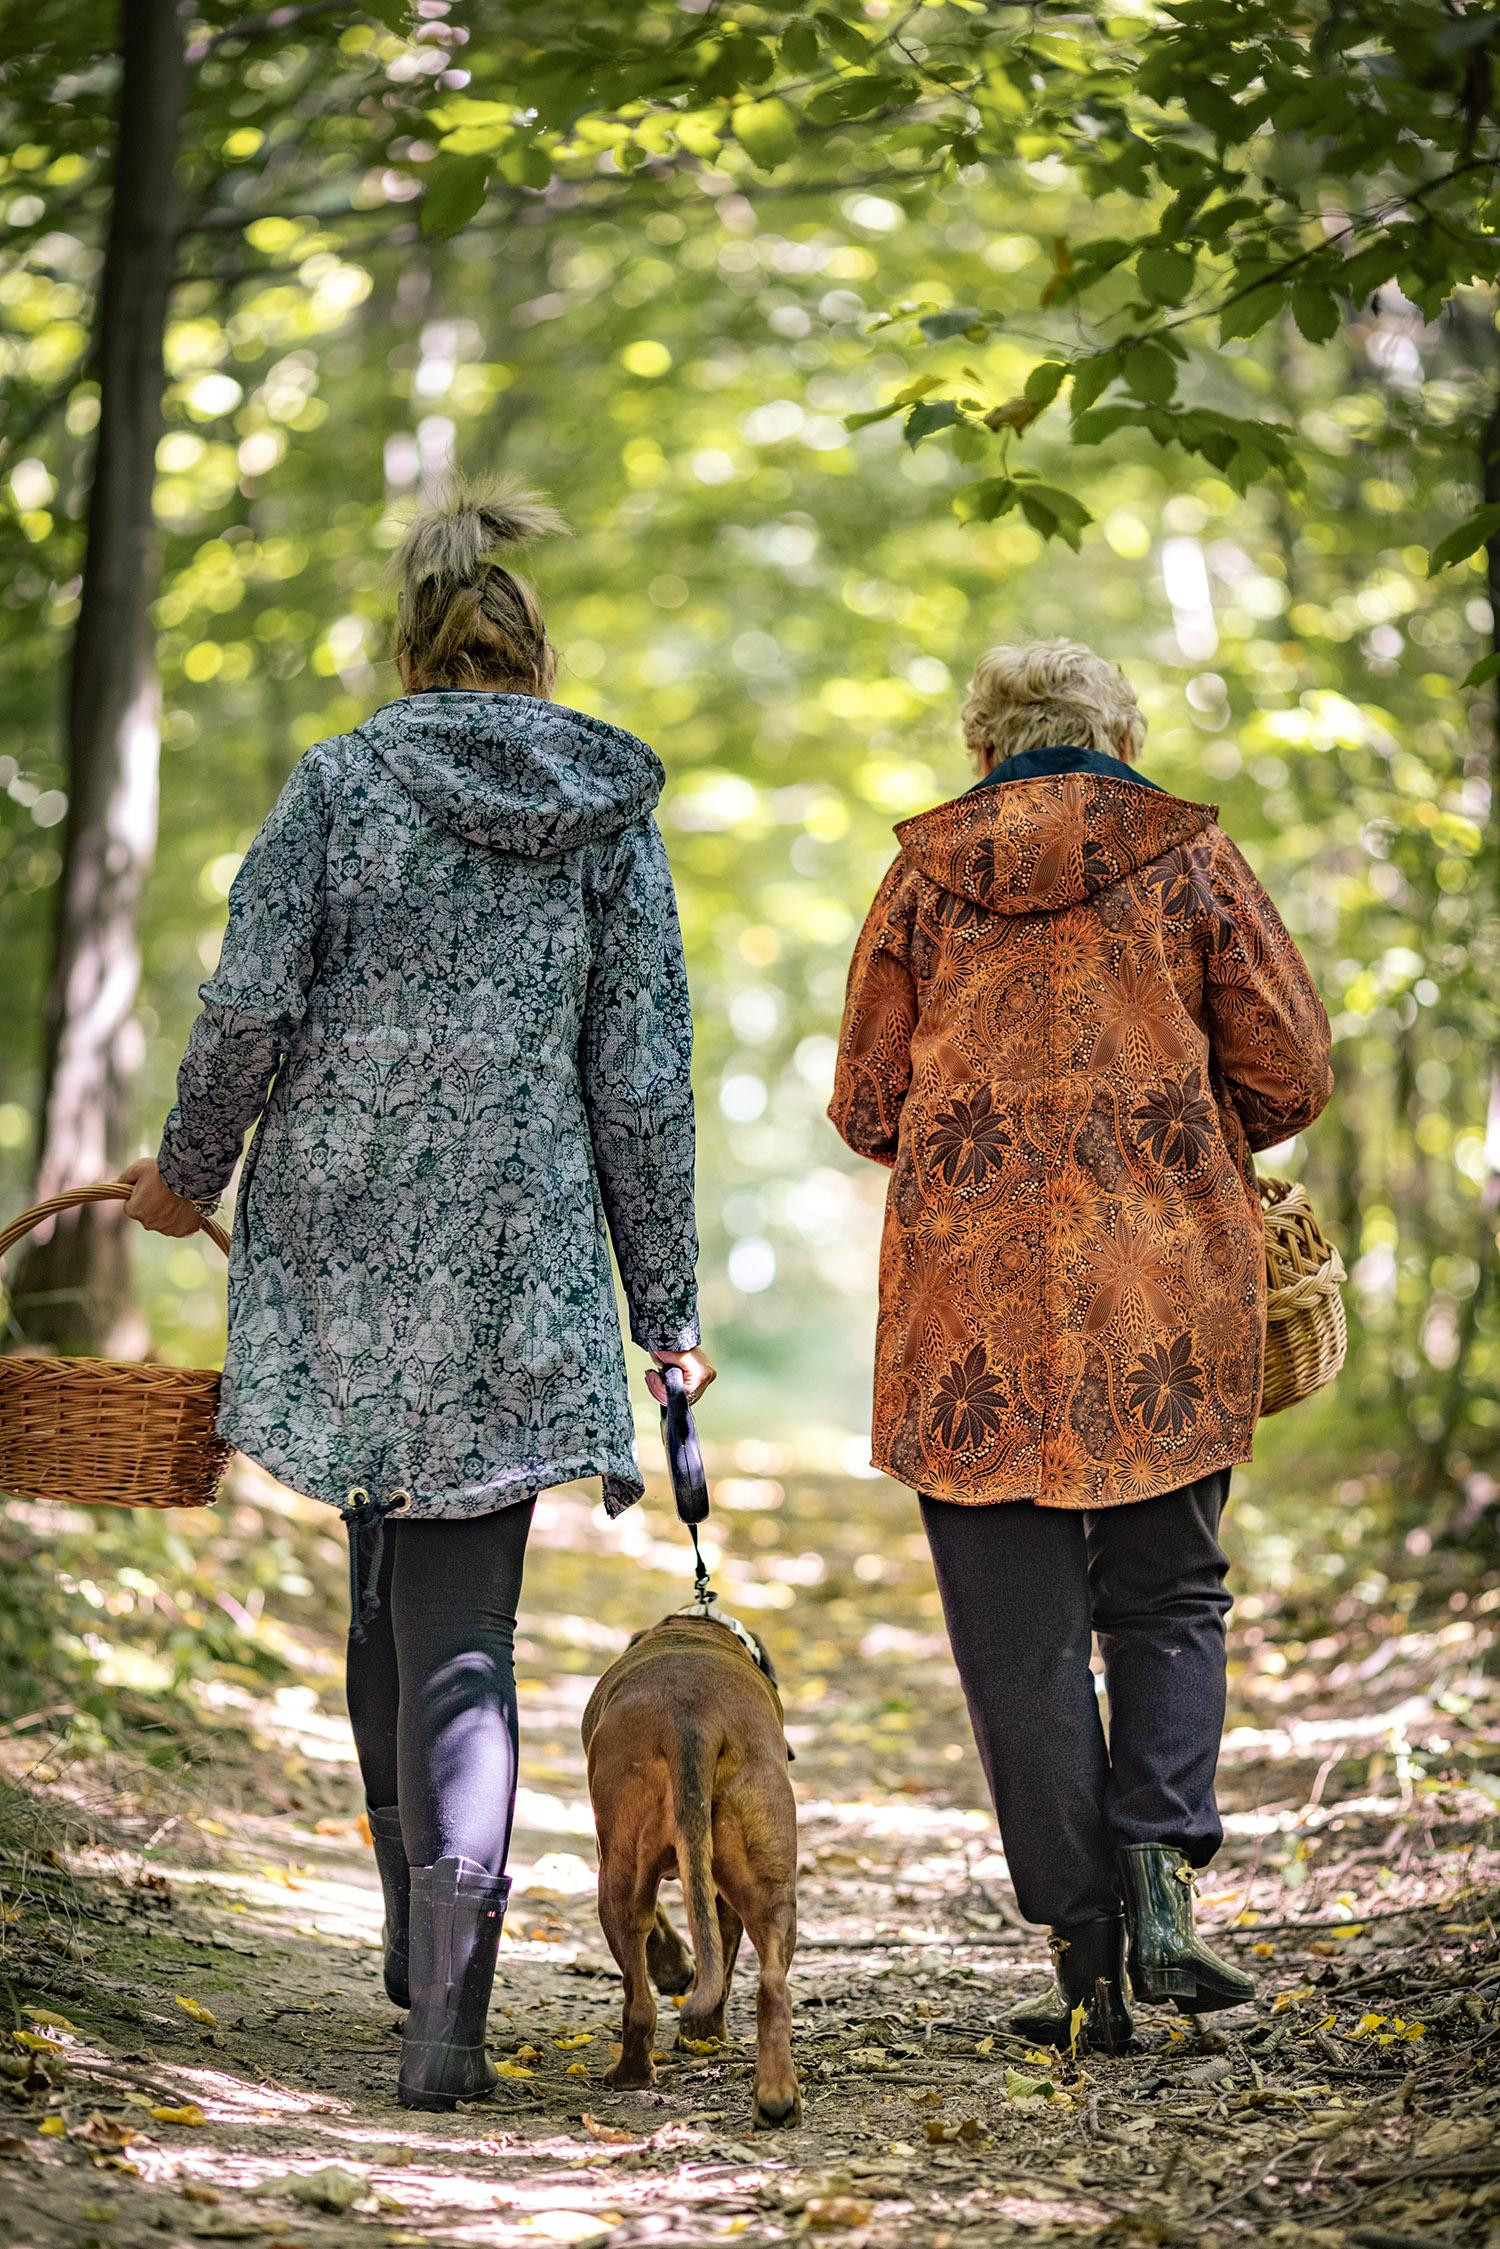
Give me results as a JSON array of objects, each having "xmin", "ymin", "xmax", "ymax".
[
  {"xmin": 844, "ymin": 401, "xmax": 904, "ymax": 431},
  {"xmin": 1462, "ymin": 651, "xmax": 1500, "ymax": 688},
  {"xmin": 1023, "ymin": 361, "xmax": 1068, "ymax": 408},
  {"xmin": 918, "ymin": 306, "xmax": 989, "ymax": 342},
  {"xmin": 904, "ymin": 399, "xmax": 962, "ymax": 446},
  {"xmin": 955, "ymin": 476, "xmax": 1019, "ymax": 524},
  {"xmin": 1124, "ymin": 341, "xmax": 1176, "ymax": 405},
  {"xmin": 1219, "ymin": 282, "xmax": 1285, "ymax": 343},
  {"xmin": 1291, "ymin": 285, "xmax": 1342, "ymax": 343},
  {"xmin": 779, "ymin": 22, "xmax": 820, "ymax": 73},
  {"xmin": 1137, "ymin": 245, "xmax": 1195, "ymax": 305},
  {"xmin": 1069, "ymin": 351, "xmax": 1118, "ymax": 417},
  {"xmin": 1430, "ymin": 504, "xmax": 1500, "ymax": 575},
  {"xmin": 496, "ymin": 137, "xmax": 551, "ymax": 189},
  {"xmin": 421, "ymin": 157, "xmax": 490, "ymax": 239},
  {"xmin": 1018, "ymin": 482, "xmax": 1091, "ymax": 548},
  {"xmin": 675, "ymin": 112, "xmax": 724, "ymax": 160},
  {"xmin": 816, "ymin": 10, "xmax": 872, "ymax": 63},
  {"xmin": 1070, "ymin": 405, "xmax": 1147, "ymax": 446},
  {"xmin": 807, "ymin": 73, "xmax": 902, "ymax": 123},
  {"xmin": 731, "ymin": 97, "xmax": 797, "ymax": 170}
]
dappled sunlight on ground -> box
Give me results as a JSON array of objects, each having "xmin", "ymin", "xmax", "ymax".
[{"xmin": 1, "ymin": 1454, "xmax": 1496, "ymax": 2246}]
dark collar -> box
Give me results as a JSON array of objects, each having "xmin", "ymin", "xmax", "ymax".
[{"xmin": 971, "ymin": 743, "xmax": 1161, "ymax": 793}]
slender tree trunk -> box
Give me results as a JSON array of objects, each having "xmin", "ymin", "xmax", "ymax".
[
  {"xmin": 13, "ymin": 0, "xmax": 188, "ymax": 1355},
  {"xmin": 1419, "ymin": 372, "xmax": 1500, "ymax": 1516}
]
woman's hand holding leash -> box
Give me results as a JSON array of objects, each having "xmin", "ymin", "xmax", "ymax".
[{"xmin": 646, "ymin": 1345, "xmax": 715, "ymax": 1407}]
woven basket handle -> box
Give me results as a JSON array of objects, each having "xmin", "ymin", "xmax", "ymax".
[{"xmin": 0, "ymin": 1182, "xmax": 230, "ymax": 1262}]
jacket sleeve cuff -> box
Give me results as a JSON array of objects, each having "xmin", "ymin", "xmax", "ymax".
[
  {"xmin": 156, "ymin": 1138, "xmax": 231, "ymax": 1208},
  {"xmin": 634, "ymin": 1317, "xmax": 702, "ymax": 1355}
]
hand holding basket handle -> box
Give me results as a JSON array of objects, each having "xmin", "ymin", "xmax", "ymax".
[{"xmin": 0, "ymin": 1182, "xmax": 230, "ymax": 1510}]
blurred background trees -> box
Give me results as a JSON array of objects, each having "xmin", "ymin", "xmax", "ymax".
[{"xmin": 1, "ymin": 1, "xmax": 1496, "ymax": 1551}]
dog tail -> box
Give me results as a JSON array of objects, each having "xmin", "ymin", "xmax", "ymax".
[{"xmin": 670, "ymin": 1726, "xmax": 723, "ymax": 2019}]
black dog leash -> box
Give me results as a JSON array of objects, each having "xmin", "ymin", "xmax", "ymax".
[
  {"xmin": 340, "ymin": 1487, "xmax": 411, "ymax": 1644},
  {"xmin": 658, "ymin": 1362, "xmax": 717, "ymax": 1605}
]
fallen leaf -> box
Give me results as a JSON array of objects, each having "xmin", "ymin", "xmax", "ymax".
[
  {"xmin": 805, "ymin": 2197, "xmax": 875, "ymax": 2230},
  {"xmin": 565, "ymin": 2062, "xmax": 589, "ymax": 2077},
  {"xmin": 176, "ymin": 1995, "xmax": 220, "ymax": 2028},
  {"xmin": 496, "ymin": 2060, "xmax": 534, "ymax": 2079},
  {"xmin": 23, "ymin": 2009, "xmax": 79, "ymax": 2034},
  {"xmin": 182, "ymin": 2183, "xmax": 221, "ymax": 2204},
  {"xmin": 526, "ymin": 2214, "xmax": 624, "ymax": 2247},
  {"xmin": 555, "ymin": 2032, "xmax": 594, "ymax": 2050},
  {"xmin": 150, "ymin": 2104, "xmax": 208, "ymax": 2127},
  {"xmin": 1003, "ymin": 2069, "xmax": 1053, "ymax": 2100},
  {"xmin": 581, "ymin": 2113, "xmax": 635, "ymax": 2144},
  {"xmin": 13, "ymin": 2032, "xmax": 64, "ymax": 2056},
  {"xmin": 38, "ymin": 2117, "xmax": 66, "ymax": 2137}
]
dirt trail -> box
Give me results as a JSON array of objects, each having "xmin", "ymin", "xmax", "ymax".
[{"xmin": 2, "ymin": 1466, "xmax": 1497, "ymax": 2248}]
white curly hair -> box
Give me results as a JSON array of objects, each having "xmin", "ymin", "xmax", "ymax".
[{"xmin": 960, "ymin": 638, "xmax": 1146, "ymax": 771}]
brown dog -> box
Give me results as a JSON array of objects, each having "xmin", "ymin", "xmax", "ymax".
[{"xmin": 581, "ymin": 1608, "xmax": 799, "ymax": 2128}]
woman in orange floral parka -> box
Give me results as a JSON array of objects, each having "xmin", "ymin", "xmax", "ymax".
[{"xmin": 830, "ymin": 639, "xmax": 1332, "ymax": 2052}]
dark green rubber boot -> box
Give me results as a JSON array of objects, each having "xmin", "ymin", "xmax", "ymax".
[
  {"xmin": 1007, "ymin": 1915, "xmax": 1133, "ymax": 2053},
  {"xmin": 368, "ymin": 1806, "xmax": 410, "ymax": 2010},
  {"xmin": 397, "ymin": 1858, "xmax": 509, "ymax": 2110},
  {"xmin": 1119, "ymin": 1844, "xmax": 1256, "ymax": 2014}
]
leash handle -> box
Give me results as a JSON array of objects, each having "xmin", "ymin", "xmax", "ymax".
[{"xmin": 658, "ymin": 1362, "xmax": 710, "ymax": 1528}]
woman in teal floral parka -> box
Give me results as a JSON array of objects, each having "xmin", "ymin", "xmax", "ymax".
[{"xmin": 121, "ymin": 484, "xmax": 713, "ymax": 2109}]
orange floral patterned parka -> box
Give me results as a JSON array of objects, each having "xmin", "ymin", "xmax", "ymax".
[{"xmin": 829, "ymin": 752, "xmax": 1333, "ymax": 1510}]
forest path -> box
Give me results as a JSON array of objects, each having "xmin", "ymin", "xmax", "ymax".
[{"xmin": 1, "ymin": 1466, "xmax": 1496, "ymax": 2249}]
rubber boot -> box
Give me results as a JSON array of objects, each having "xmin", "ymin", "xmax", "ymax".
[
  {"xmin": 397, "ymin": 1857, "xmax": 509, "ymax": 2110},
  {"xmin": 1119, "ymin": 1844, "xmax": 1256, "ymax": 2014},
  {"xmin": 368, "ymin": 1806, "xmax": 410, "ymax": 2010},
  {"xmin": 1007, "ymin": 1914, "xmax": 1133, "ymax": 2054}
]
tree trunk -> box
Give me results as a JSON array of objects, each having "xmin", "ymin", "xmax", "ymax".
[
  {"xmin": 13, "ymin": 0, "xmax": 188, "ymax": 1355},
  {"xmin": 1418, "ymin": 370, "xmax": 1500, "ymax": 1518}
]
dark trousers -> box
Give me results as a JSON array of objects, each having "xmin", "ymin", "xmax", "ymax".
[
  {"xmin": 344, "ymin": 1503, "xmax": 534, "ymax": 1876},
  {"xmin": 921, "ymin": 1472, "xmax": 1231, "ymax": 1927}
]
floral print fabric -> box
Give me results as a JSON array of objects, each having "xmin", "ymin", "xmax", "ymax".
[
  {"xmin": 830, "ymin": 768, "xmax": 1332, "ymax": 1510},
  {"xmin": 157, "ymin": 692, "xmax": 699, "ymax": 1522}
]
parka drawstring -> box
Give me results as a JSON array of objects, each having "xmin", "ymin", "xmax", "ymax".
[{"xmin": 341, "ymin": 1488, "xmax": 413, "ymax": 1644}]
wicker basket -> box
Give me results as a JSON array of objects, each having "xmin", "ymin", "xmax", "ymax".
[
  {"xmin": 0, "ymin": 1183, "xmax": 231, "ymax": 1509},
  {"xmin": 1257, "ymin": 1175, "xmax": 1347, "ymax": 1417}
]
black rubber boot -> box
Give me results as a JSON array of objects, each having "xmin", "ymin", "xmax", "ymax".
[
  {"xmin": 368, "ymin": 1806, "xmax": 410, "ymax": 2010},
  {"xmin": 397, "ymin": 1858, "xmax": 510, "ymax": 2110},
  {"xmin": 1007, "ymin": 1914, "xmax": 1133, "ymax": 2053},
  {"xmin": 1119, "ymin": 1844, "xmax": 1256, "ymax": 2014}
]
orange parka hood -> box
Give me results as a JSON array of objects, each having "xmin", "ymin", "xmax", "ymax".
[{"xmin": 895, "ymin": 771, "xmax": 1218, "ymax": 917}]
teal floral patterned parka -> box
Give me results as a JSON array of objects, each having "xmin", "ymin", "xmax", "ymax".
[{"xmin": 156, "ymin": 692, "xmax": 699, "ymax": 1521}]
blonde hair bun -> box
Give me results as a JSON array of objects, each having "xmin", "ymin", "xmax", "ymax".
[
  {"xmin": 394, "ymin": 476, "xmax": 568, "ymax": 696},
  {"xmin": 397, "ymin": 476, "xmax": 568, "ymax": 589}
]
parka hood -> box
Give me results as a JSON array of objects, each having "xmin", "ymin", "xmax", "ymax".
[
  {"xmin": 360, "ymin": 691, "xmax": 664, "ymax": 857},
  {"xmin": 895, "ymin": 771, "xmax": 1217, "ymax": 916}
]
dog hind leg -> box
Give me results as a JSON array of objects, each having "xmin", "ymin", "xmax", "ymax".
[
  {"xmin": 744, "ymin": 1890, "xmax": 800, "ymax": 2129},
  {"xmin": 646, "ymin": 1905, "xmax": 693, "ymax": 1996},
  {"xmin": 598, "ymin": 1857, "xmax": 659, "ymax": 2090}
]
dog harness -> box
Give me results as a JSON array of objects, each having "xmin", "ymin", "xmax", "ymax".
[{"xmin": 673, "ymin": 1596, "xmax": 767, "ymax": 1674}]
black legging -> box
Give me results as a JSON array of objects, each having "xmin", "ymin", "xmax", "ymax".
[{"xmin": 344, "ymin": 1504, "xmax": 535, "ymax": 1875}]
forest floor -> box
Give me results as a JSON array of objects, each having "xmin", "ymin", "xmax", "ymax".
[{"xmin": 1, "ymin": 1453, "xmax": 1497, "ymax": 2249}]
